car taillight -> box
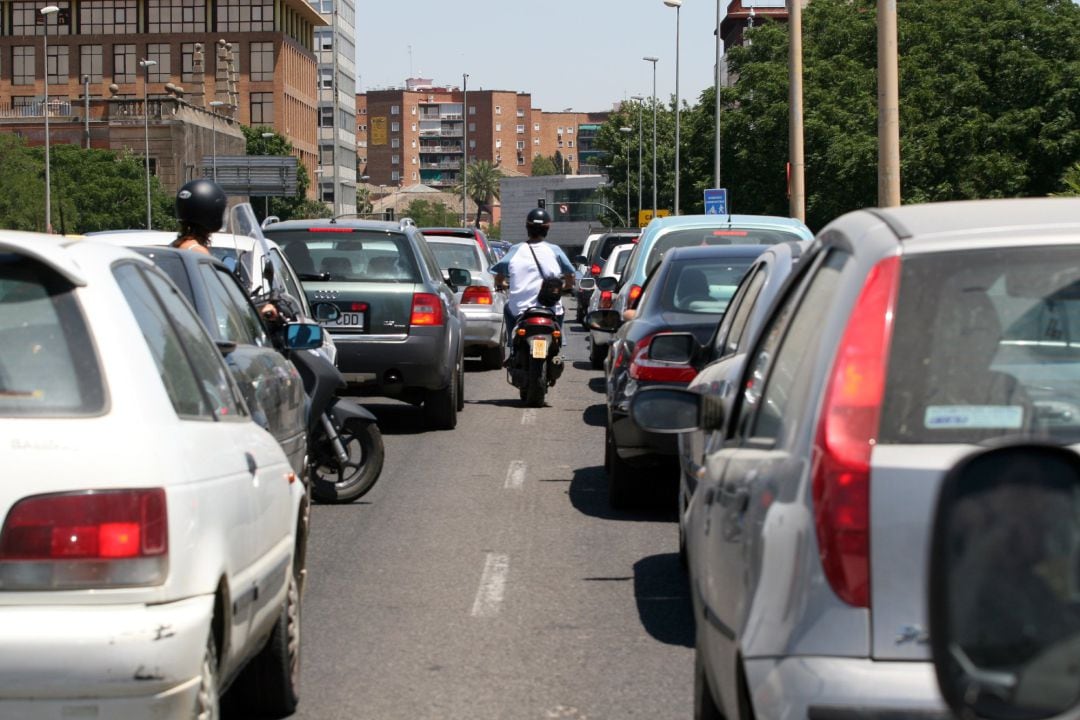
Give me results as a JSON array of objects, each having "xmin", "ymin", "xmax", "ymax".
[
  {"xmin": 599, "ymin": 290, "xmax": 613, "ymax": 309},
  {"xmin": 628, "ymin": 334, "xmax": 698, "ymax": 383},
  {"xmin": 812, "ymin": 255, "xmax": 900, "ymax": 609},
  {"xmin": 461, "ymin": 286, "xmax": 493, "ymax": 305},
  {"xmin": 628, "ymin": 284, "xmax": 643, "ymax": 308},
  {"xmin": 0, "ymin": 489, "xmax": 168, "ymax": 589},
  {"xmin": 525, "ymin": 316, "xmax": 554, "ymax": 326},
  {"xmin": 590, "ymin": 264, "xmax": 602, "ymax": 277},
  {"xmin": 410, "ymin": 293, "xmax": 444, "ymax": 326}
]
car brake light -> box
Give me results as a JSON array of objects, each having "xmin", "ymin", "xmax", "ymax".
[
  {"xmin": 812, "ymin": 255, "xmax": 900, "ymax": 609},
  {"xmin": 0, "ymin": 489, "xmax": 168, "ymax": 589},
  {"xmin": 410, "ymin": 293, "xmax": 444, "ymax": 326},
  {"xmin": 307, "ymin": 227, "xmax": 354, "ymax": 233},
  {"xmin": 599, "ymin": 290, "xmax": 613, "ymax": 309},
  {"xmin": 590, "ymin": 264, "xmax": 602, "ymax": 277},
  {"xmin": 628, "ymin": 284, "xmax": 643, "ymax": 308},
  {"xmin": 462, "ymin": 286, "xmax": 493, "ymax": 305},
  {"xmin": 628, "ymin": 334, "xmax": 698, "ymax": 383},
  {"xmin": 351, "ymin": 302, "xmax": 369, "ymax": 312}
]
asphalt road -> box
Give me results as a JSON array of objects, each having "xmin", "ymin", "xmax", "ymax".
[{"xmin": 285, "ymin": 304, "xmax": 694, "ymax": 720}]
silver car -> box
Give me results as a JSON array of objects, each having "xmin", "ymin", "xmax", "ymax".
[
  {"xmin": 425, "ymin": 234, "xmax": 507, "ymax": 370},
  {"xmin": 631, "ymin": 198, "xmax": 1080, "ymax": 720},
  {"xmin": 585, "ymin": 242, "xmax": 635, "ymax": 369}
]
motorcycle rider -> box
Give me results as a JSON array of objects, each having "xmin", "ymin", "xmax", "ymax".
[{"xmin": 491, "ymin": 207, "xmax": 576, "ymax": 350}]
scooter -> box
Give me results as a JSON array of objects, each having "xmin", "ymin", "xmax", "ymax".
[{"xmin": 506, "ymin": 306, "xmax": 565, "ymax": 407}]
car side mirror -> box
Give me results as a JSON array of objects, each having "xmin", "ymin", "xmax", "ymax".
[
  {"xmin": 930, "ymin": 443, "xmax": 1080, "ymax": 720},
  {"xmin": 630, "ymin": 386, "xmax": 725, "ymax": 433},
  {"xmin": 579, "ymin": 277, "xmax": 596, "ymax": 291},
  {"xmin": 446, "ymin": 267, "xmax": 472, "ymax": 289},
  {"xmin": 596, "ymin": 276, "xmax": 618, "ymax": 292},
  {"xmin": 284, "ymin": 322, "xmax": 324, "ymax": 350},
  {"xmin": 312, "ymin": 302, "xmax": 340, "ymax": 323},
  {"xmin": 574, "ymin": 254, "xmax": 588, "ymax": 265},
  {"xmin": 261, "ymin": 254, "xmax": 275, "ymax": 290},
  {"xmin": 649, "ymin": 332, "xmax": 699, "ymax": 365},
  {"xmin": 586, "ymin": 309, "xmax": 622, "ymax": 333}
]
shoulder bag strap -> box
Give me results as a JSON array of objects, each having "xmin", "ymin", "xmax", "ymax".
[{"xmin": 526, "ymin": 243, "xmax": 550, "ymax": 279}]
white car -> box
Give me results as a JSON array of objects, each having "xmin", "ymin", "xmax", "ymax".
[
  {"xmin": 585, "ymin": 242, "xmax": 635, "ymax": 369},
  {"xmin": 0, "ymin": 232, "xmax": 308, "ymax": 718}
]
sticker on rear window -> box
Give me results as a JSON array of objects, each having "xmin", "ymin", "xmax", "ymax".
[{"xmin": 924, "ymin": 405, "xmax": 1024, "ymax": 430}]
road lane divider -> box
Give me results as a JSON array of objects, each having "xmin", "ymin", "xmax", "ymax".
[
  {"xmin": 504, "ymin": 460, "xmax": 527, "ymax": 489},
  {"xmin": 521, "ymin": 409, "xmax": 538, "ymax": 425},
  {"xmin": 470, "ymin": 552, "xmax": 510, "ymax": 618}
]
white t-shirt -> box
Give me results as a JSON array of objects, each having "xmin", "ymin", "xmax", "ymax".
[{"xmin": 491, "ymin": 241, "xmax": 575, "ymax": 316}]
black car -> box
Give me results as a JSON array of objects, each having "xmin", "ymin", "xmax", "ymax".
[
  {"xmin": 264, "ymin": 218, "xmax": 471, "ymax": 430},
  {"xmin": 133, "ymin": 246, "xmax": 308, "ymax": 479},
  {"xmin": 591, "ymin": 244, "xmax": 766, "ymax": 508},
  {"xmin": 575, "ymin": 231, "xmax": 638, "ymax": 323}
]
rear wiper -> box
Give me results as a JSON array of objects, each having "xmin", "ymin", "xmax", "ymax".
[{"xmin": 297, "ymin": 272, "xmax": 330, "ymax": 281}]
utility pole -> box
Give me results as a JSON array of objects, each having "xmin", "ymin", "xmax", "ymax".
[
  {"xmin": 331, "ymin": 1, "xmax": 341, "ymax": 217},
  {"xmin": 878, "ymin": 0, "xmax": 901, "ymax": 207},
  {"xmin": 788, "ymin": 0, "xmax": 805, "ymax": 222},
  {"xmin": 714, "ymin": 0, "xmax": 723, "ymax": 187},
  {"xmin": 462, "ymin": 73, "xmax": 469, "ymax": 226}
]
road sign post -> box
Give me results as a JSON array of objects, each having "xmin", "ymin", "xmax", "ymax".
[{"xmin": 704, "ymin": 188, "xmax": 728, "ymax": 216}]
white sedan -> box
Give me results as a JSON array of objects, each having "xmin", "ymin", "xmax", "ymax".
[{"xmin": 0, "ymin": 231, "xmax": 308, "ymax": 719}]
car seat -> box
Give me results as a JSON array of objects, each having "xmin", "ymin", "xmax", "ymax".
[
  {"xmin": 368, "ymin": 255, "xmax": 401, "ymax": 278},
  {"xmin": 283, "ymin": 242, "xmax": 316, "ymax": 276},
  {"xmin": 675, "ymin": 268, "xmax": 712, "ymax": 309},
  {"xmin": 321, "ymin": 256, "xmax": 352, "ymax": 277}
]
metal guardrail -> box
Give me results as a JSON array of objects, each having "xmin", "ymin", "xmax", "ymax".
[{"xmin": 0, "ymin": 100, "xmax": 73, "ymax": 119}]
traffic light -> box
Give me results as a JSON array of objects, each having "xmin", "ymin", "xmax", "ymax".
[{"xmin": 537, "ymin": 199, "xmax": 546, "ymax": 209}]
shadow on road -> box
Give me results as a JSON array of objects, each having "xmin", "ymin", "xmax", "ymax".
[
  {"xmin": 464, "ymin": 359, "xmax": 499, "ymax": 373},
  {"xmin": 361, "ymin": 402, "xmax": 429, "ymax": 435},
  {"xmin": 582, "ymin": 403, "xmax": 606, "ymax": 427},
  {"xmin": 568, "ymin": 464, "xmax": 678, "ymax": 522},
  {"xmin": 467, "ymin": 397, "xmax": 527, "ymax": 408},
  {"xmin": 634, "ymin": 553, "xmax": 694, "ymax": 647},
  {"xmin": 587, "ymin": 377, "xmax": 606, "ymax": 393}
]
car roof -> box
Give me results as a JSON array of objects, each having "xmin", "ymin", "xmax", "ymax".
[
  {"xmin": 665, "ymin": 244, "xmax": 773, "ymax": 261},
  {"xmin": 858, "ymin": 197, "xmax": 1080, "ymax": 245},
  {"xmin": 264, "ymin": 218, "xmax": 407, "ymax": 234},
  {"xmin": 86, "ymin": 229, "xmax": 277, "ymax": 253},
  {"xmin": 423, "ymin": 234, "xmax": 479, "ymax": 247},
  {"xmin": 0, "ymin": 231, "xmax": 91, "ymax": 286},
  {"xmin": 643, "ymin": 213, "xmax": 813, "ymax": 239},
  {"xmin": 420, "ymin": 227, "xmax": 480, "ymax": 236}
]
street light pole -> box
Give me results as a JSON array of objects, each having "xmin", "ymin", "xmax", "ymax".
[
  {"xmin": 664, "ymin": 0, "xmax": 683, "ymax": 215},
  {"xmin": 41, "ymin": 5, "xmax": 59, "ymax": 233},
  {"xmin": 462, "ymin": 73, "xmax": 469, "ymax": 227},
  {"xmin": 788, "ymin": 0, "xmax": 806, "ymax": 222},
  {"xmin": 209, "ymin": 100, "xmax": 224, "ymax": 182},
  {"xmin": 261, "ymin": 131, "xmax": 274, "ymax": 218},
  {"xmin": 643, "ymin": 56, "xmax": 659, "ymax": 220},
  {"xmin": 631, "ymin": 95, "xmax": 644, "ymax": 226},
  {"xmin": 878, "ymin": 0, "xmax": 901, "ymax": 207},
  {"xmin": 619, "ymin": 127, "xmax": 632, "ymax": 228},
  {"xmin": 139, "ymin": 58, "xmax": 157, "ymax": 230},
  {"xmin": 715, "ymin": 0, "xmax": 723, "ymax": 188}
]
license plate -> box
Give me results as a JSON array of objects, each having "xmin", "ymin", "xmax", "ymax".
[
  {"xmin": 531, "ymin": 337, "xmax": 548, "ymax": 359},
  {"xmin": 324, "ymin": 312, "xmax": 365, "ymax": 331}
]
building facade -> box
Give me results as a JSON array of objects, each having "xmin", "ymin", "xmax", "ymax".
[
  {"xmin": 311, "ymin": 0, "xmax": 356, "ymax": 215},
  {"xmin": 0, "ymin": 0, "xmax": 325, "ymax": 194}
]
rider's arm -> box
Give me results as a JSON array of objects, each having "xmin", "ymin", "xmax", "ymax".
[{"xmin": 554, "ymin": 246, "xmax": 576, "ymax": 289}]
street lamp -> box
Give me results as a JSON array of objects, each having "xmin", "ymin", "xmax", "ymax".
[
  {"xmin": 41, "ymin": 5, "xmax": 59, "ymax": 233},
  {"xmin": 619, "ymin": 127, "xmax": 632, "ymax": 228},
  {"xmin": 462, "ymin": 73, "xmax": 469, "ymax": 227},
  {"xmin": 209, "ymin": 100, "xmax": 225, "ymax": 181},
  {"xmin": 631, "ymin": 95, "xmax": 644, "ymax": 225},
  {"xmin": 714, "ymin": 0, "xmax": 723, "ymax": 188},
  {"xmin": 139, "ymin": 58, "xmax": 157, "ymax": 230},
  {"xmin": 260, "ymin": 131, "xmax": 274, "ymax": 218},
  {"xmin": 643, "ymin": 56, "xmax": 659, "ymax": 220},
  {"xmin": 664, "ymin": 0, "xmax": 682, "ymax": 215}
]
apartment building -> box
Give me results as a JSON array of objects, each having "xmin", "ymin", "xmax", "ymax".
[
  {"xmin": 0, "ymin": 0, "xmax": 325, "ymax": 194},
  {"xmin": 311, "ymin": 0, "xmax": 356, "ymax": 215},
  {"xmin": 355, "ymin": 90, "xmax": 367, "ymax": 179}
]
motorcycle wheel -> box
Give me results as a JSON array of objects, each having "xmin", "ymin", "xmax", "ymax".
[
  {"xmin": 524, "ymin": 357, "xmax": 547, "ymax": 407},
  {"xmin": 311, "ymin": 419, "xmax": 385, "ymax": 504}
]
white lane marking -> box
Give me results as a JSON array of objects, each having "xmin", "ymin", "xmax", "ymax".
[
  {"xmin": 470, "ymin": 553, "xmax": 510, "ymax": 617},
  {"xmin": 504, "ymin": 460, "xmax": 527, "ymax": 489},
  {"xmin": 521, "ymin": 408, "xmax": 538, "ymax": 425}
]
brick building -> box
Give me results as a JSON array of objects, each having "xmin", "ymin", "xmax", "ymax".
[{"xmin": 0, "ymin": 0, "xmax": 326, "ymax": 195}]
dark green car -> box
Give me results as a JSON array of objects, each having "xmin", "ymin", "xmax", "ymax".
[{"xmin": 264, "ymin": 219, "xmax": 468, "ymax": 430}]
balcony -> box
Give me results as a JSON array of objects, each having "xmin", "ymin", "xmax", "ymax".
[
  {"xmin": 420, "ymin": 161, "xmax": 463, "ymax": 170},
  {"xmin": 418, "ymin": 144, "xmax": 462, "ymax": 154},
  {"xmin": 0, "ymin": 99, "xmax": 74, "ymax": 119},
  {"xmin": 439, "ymin": 128, "xmax": 463, "ymax": 138}
]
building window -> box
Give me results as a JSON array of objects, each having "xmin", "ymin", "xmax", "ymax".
[
  {"xmin": 146, "ymin": 43, "xmax": 170, "ymax": 82},
  {"xmin": 568, "ymin": 140, "xmax": 574, "ymax": 148},
  {"xmin": 468, "ymin": 122, "xmax": 475, "ymax": 132},
  {"xmin": 495, "ymin": 122, "xmax": 501, "ymax": 132},
  {"xmin": 411, "ymin": 123, "xmax": 416, "ymax": 132},
  {"xmin": 319, "ymin": 106, "xmax": 333, "ymax": 127},
  {"xmin": 567, "ymin": 127, "xmax": 575, "ymax": 135},
  {"xmin": 469, "ymin": 140, "xmax": 476, "ymax": 149},
  {"xmin": 391, "ymin": 154, "xmax": 400, "ymax": 164},
  {"xmin": 517, "ymin": 155, "xmax": 525, "ymax": 165},
  {"xmin": 495, "ymin": 105, "xmax": 501, "ymax": 115},
  {"xmin": 468, "ymin": 106, "xmax": 476, "ymax": 115},
  {"xmin": 391, "ymin": 105, "xmax": 400, "ymax": 115},
  {"xmin": 391, "ymin": 171, "xmax": 400, "ymax": 181},
  {"xmin": 319, "ymin": 68, "xmax": 332, "ymax": 88},
  {"xmin": 321, "ymin": 187, "xmax": 334, "ymax": 202},
  {"xmin": 316, "ymin": 30, "xmax": 332, "ymax": 51},
  {"xmin": 557, "ymin": 127, "xmax": 563, "ymax": 134},
  {"xmin": 360, "ymin": 107, "xmax": 367, "ymax": 115},
  {"xmin": 181, "ymin": 43, "xmax": 199, "ymax": 83},
  {"xmin": 113, "ymin": 44, "xmax": 135, "ymax": 83},
  {"xmin": 517, "ymin": 108, "xmax": 525, "ymax": 117},
  {"xmin": 319, "ymin": 146, "xmax": 333, "ymax": 165},
  {"xmin": 568, "ymin": 154, "xmax": 574, "ymax": 162},
  {"xmin": 516, "ymin": 140, "xmax": 525, "ymax": 150},
  {"xmin": 251, "ymin": 92, "xmax": 273, "ymax": 124},
  {"xmin": 249, "ymin": 41, "xmax": 273, "ymax": 81},
  {"xmin": 147, "ymin": 0, "xmax": 205, "ymax": 32},
  {"xmin": 12, "ymin": 1, "xmax": 70, "ymax": 36},
  {"xmin": 391, "ymin": 122, "xmax": 400, "ymax": 132},
  {"xmin": 217, "ymin": 0, "xmax": 273, "ymax": 32},
  {"xmin": 81, "ymin": 0, "xmax": 137, "ymax": 34},
  {"xmin": 391, "ymin": 138, "xmax": 400, "ymax": 148},
  {"xmin": 533, "ymin": 123, "xmax": 540, "ymax": 131},
  {"xmin": 80, "ymin": 45, "xmax": 103, "ymax": 84},
  {"xmin": 46, "ymin": 45, "xmax": 69, "ymax": 84},
  {"xmin": 12, "ymin": 46, "xmax": 34, "ymax": 85},
  {"xmin": 411, "ymin": 105, "xmax": 417, "ymax": 115},
  {"xmin": 533, "ymin": 137, "xmax": 540, "ymax": 145},
  {"xmin": 495, "ymin": 139, "xmax": 502, "ymax": 149},
  {"xmin": 516, "ymin": 124, "xmax": 524, "ymax": 133},
  {"xmin": 411, "ymin": 156, "xmax": 417, "ymax": 164}
]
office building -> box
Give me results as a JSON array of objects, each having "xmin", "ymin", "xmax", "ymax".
[{"xmin": 311, "ymin": 0, "xmax": 357, "ymax": 215}]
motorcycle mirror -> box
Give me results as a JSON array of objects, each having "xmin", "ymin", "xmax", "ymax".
[
  {"xmin": 312, "ymin": 302, "xmax": 341, "ymax": 323},
  {"xmin": 930, "ymin": 442, "xmax": 1080, "ymax": 720},
  {"xmin": 284, "ymin": 322, "xmax": 324, "ymax": 351},
  {"xmin": 586, "ymin": 309, "xmax": 621, "ymax": 333},
  {"xmin": 596, "ymin": 276, "xmax": 618, "ymax": 292},
  {"xmin": 578, "ymin": 277, "xmax": 596, "ymax": 291}
]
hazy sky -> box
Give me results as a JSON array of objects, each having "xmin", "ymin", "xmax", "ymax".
[{"xmin": 356, "ymin": 0, "xmax": 727, "ymax": 112}]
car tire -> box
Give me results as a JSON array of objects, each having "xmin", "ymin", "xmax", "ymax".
[
  {"xmin": 694, "ymin": 647, "xmax": 724, "ymax": 720},
  {"xmin": 589, "ymin": 340, "xmax": 606, "ymax": 370},
  {"xmin": 227, "ymin": 565, "xmax": 302, "ymax": 718},
  {"xmin": 606, "ymin": 426, "xmax": 636, "ymax": 509},
  {"xmin": 310, "ymin": 420, "xmax": 384, "ymax": 504},
  {"xmin": 424, "ymin": 379, "xmax": 458, "ymax": 430},
  {"xmin": 456, "ymin": 358, "xmax": 465, "ymax": 412},
  {"xmin": 195, "ymin": 632, "xmax": 221, "ymax": 720}
]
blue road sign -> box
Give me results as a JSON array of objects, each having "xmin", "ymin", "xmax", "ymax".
[{"xmin": 704, "ymin": 188, "xmax": 728, "ymax": 215}]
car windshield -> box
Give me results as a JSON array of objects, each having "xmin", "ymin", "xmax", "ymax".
[
  {"xmin": 267, "ymin": 230, "xmax": 420, "ymax": 283},
  {"xmin": 660, "ymin": 258, "xmax": 755, "ymax": 314},
  {"xmin": 882, "ymin": 245, "xmax": 1080, "ymax": 444},
  {"xmin": 0, "ymin": 253, "xmax": 106, "ymax": 417},
  {"xmin": 646, "ymin": 227, "xmax": 796, "ymax": 274},
  {"xmin": 428, "ymin": 241, "xmax": 482, "ymax": 272}
]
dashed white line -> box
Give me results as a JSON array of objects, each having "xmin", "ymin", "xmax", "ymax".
[
  {"xmin": 470, "ymin": 553, "xmax": 510, "ymax": 617},
  {"xmin": 521, "ymin": 408, "xmax": 538, "ymax": 425},
  {"xmin": 504, "ymin": 460, "xmax": 527, "ymax": 489}
]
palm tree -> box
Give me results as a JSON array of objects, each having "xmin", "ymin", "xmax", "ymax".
[{"xmin": 455, "ymin": 160, "xmax": 503, "ymax": 227}]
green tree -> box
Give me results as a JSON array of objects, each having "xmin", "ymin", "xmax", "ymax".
[
  {"xmin": 242, "ymin": 125, "xmax": 331, "ymax": 222},
  {"xmin": 455, "ymin": 160, "xmax": 503, "ymax": 227},
  {"xmin": 531, "ymin": 154, "xmax": 559, "ymax": 176},
  {"xmin": 401, "ymin": 198, "xmax": 459, "ymax": 227},
  {"xmin": 486, "ymin": 221, "xmax": 501, "ymax": 239}
]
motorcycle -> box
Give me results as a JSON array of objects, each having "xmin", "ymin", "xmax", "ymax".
[{"xmin": 506, "ymin": 306, "xmax": 565, "ymax": 407}]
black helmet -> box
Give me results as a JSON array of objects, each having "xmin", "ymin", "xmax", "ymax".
[
  {"xmin": 526, "ymin": 207, "xmax": 552, "ymax": 238},
  {"xmin": 176, "ymin": 179, "xmax": 227, "ymax": 232}
]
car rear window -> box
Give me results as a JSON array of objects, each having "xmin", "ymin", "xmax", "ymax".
[
  {"xmin": 595, "ymin": 235, "xmax": 636, "ymax": 262},
  {"xmin": 428, "ymin": 241, "xmax": 482, "ymax": 272},
  {"xmin": 647, "ymin": 227, "xmax": 796, "ymax": 274},
  {"xmin": 0, "ymin": 253, "xmax": 106, "ymax": 417},
  {"xmin": 661, "ymin": 258, "xmax": 755, "ymax": 314},
  {"xmin": 266, "ymin": 230, "xmax": 420, "ymax": 283},
  {"xmin": 882, "ymin": 245, "xmax": 1080, "ymax": 444}
]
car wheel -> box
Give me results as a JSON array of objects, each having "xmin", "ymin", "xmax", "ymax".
[
  {"xmin": 589, "ymin": 340, "xmax": 606, "ymax": 370},
  {"xmin": 606, "ymin": 426, "xmax": 636, "ymax": 509},
  {"xmin": 456, "ymin": 358, "xmax": 465, "ymax": 412},
  {"xmin": 194, "ymin": 632, "xmax": 221, "ymax": 720},
  {"xmin": 424, "ymin": 378, "xmax": 458, "ymax": 430},
  {"xmin": 694, "ymin": 646, "xmax": 725, "ymax": 720},
  {"xmin": 227, "ymin": 564, "xmax": 302, "ymax": 717}
]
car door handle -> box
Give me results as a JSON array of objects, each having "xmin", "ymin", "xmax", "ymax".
[
  {"xmin": 245, "ymin": 452, "xmax": 258, "ymax": 477},
  {"xmin": 719, "ymin": 485, "xmax": 749, "ymax": 512}
]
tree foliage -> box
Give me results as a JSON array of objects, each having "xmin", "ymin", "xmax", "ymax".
[
  {"xmin": 401, "ymin": 198, "xmax": 459, "ymax": 227},
  {"xmin": 531, "ymin": 154, "xmax": 559, "ymax": 176},
  {"xmin": 242, "ymin": 125, "xmax": 331, "ymax": 222},
  {"xmin": 454, "ymin": 160, "xmax": 503, "ymax": 226}
]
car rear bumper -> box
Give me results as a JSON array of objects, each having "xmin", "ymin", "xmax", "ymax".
[
  {"xmin": 0, "ymin": 595, "xmax": 214, "ymax": 719},
  {"xmin": 610, "ymin": 408, "xmax": 678, "ymax": 460},
  {"xmin": 460, "ymin": 306, "xmax": 502, "ymax": 348},
  {"xmin": 743, "ymin": 656, "xmax": 948, "ymax": 720},
  {"xmin": 331, "ymin": 329, "xmax": 450, "ymax": 394}
]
